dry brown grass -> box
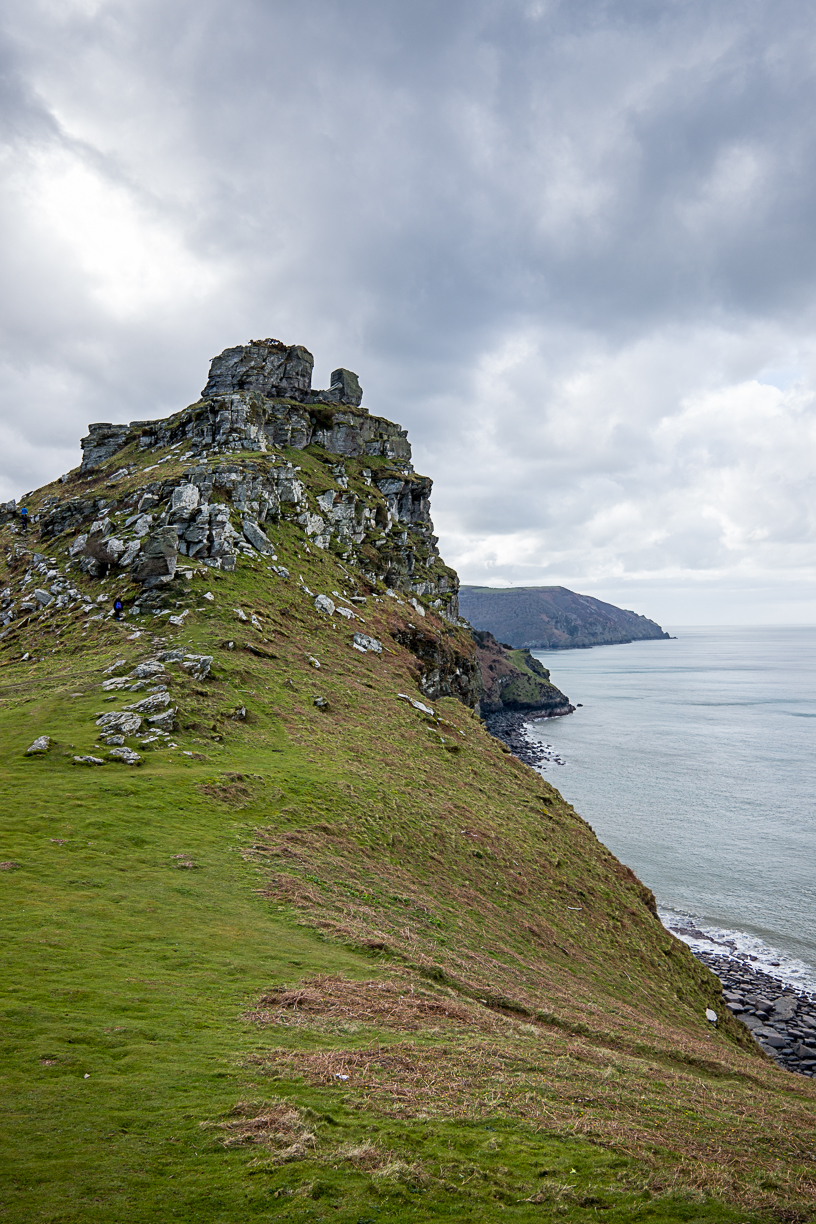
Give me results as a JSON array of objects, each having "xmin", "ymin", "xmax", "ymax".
[
  {"xmin": 245, "ymin": 971, "xmax": 816, "ymax": 1211},
  {"xmin": 248, "ymin": 973, "xmax": 486, "ymax": 1032}
]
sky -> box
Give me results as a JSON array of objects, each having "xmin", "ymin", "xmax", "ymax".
[{"xmin": 2, "ymin": 0, "xmax": 816, "ymax": 625}]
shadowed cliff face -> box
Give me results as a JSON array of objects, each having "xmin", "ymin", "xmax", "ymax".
[
  {"xmin": 460, "ymin": 585, "xmax": 670, "ymax": 650},
  {"xmin": 472, "ymin": 629, "xmax": 574, "ymax": 716}
]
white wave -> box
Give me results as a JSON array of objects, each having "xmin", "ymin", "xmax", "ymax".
[{"xmin": 660, "ymin": 907, "xmax": 816, "ymax": 993}]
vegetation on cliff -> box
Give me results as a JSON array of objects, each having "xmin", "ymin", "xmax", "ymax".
[
  {"xmin": 472, "ymin": 630, "xmax": 574, "ymax": 715},
  {"xmin": 1, "ymin": 343, "xmax": 815, "ymax": 1223}
]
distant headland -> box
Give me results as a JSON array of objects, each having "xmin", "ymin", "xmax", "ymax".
[{"xmin": 459, "ymin": 584, "xmax": 670, "ymax": 650}]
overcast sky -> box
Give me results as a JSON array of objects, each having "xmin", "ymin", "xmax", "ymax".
[{"xmin": 2, "ymin": 0, "xmax": 816, "ymax": 623}]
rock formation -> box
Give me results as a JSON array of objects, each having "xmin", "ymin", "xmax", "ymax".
[
  {"xmin": 0, "ymin": 339, "xmax": 457, "ymax": 621},
  {"xmin": 472, "ymin": 629, "xmax": 574, "ymax": 716}
]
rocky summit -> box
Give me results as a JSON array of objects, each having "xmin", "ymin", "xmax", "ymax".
[{"xmin": 2, "ymin": 340, "xmax": 816, "ymax": 1224}]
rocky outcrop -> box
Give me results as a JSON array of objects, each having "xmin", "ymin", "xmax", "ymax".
[
  {"xmin": 79, "ymin": 339, "xmax": 408, "ymax": 471},
  {"xmin": 390, "ymin": 621, "xmax": 481, "ymax": 706},
  {"xmin": 11, "ymin": 339, "xmax": 460, "ymax": 622},
  {"xmin": 201, "ymin": 339, "xmax": 314, "ymax": 401},
  {"xmin": 460, "ymin": 585, "xmax": 670, "ymax": 650},
  {"xmin": 472, "ymin": 630, "xmax": 574, "ymax": 716}
]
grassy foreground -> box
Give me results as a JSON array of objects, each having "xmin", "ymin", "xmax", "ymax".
[{"xmin": 2, "ymin": 447, "xmax": 816, "ymax": 1223}]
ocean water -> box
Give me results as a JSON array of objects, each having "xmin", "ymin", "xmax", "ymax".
[{"xmin": 526, "ymin": 626, "xmax": 816, "ymax": 990}]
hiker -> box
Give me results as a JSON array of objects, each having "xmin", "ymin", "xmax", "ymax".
[
  {"xmin": 20, "ymin": 506, "xmax": 28, "ymax": 532},
  {"xmin": 113, "ymin": 597, "xmax": 123, "ymax": 621}
]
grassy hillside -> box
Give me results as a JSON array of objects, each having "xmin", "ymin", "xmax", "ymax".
[{"xmin": 2, "ymin": 441, "xmax": 816, "ymax": 1223}]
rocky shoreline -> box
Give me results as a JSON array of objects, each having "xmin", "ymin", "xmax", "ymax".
[
  {"xmin": 482, "ymin": 708, "xmax": 569, "ymax": 769},
  {"xmin": 687, "ymin": 945, "xmax": 816, "ymax": 1076},
  {"xmin": 491, "ymin": 714, "xmax": 816, "ymax": 1080}
]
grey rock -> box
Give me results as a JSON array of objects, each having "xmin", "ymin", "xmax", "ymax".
[
  {"xmin": 758, "ymin": 1032, "xmax": 788, "ymax": 1049},
  {"xmin": 95, "ymin": 711, "xmax": 143, "ymax": 735},
  {"xmin": 108, "ymin": 747, "xmax": 142, "ymax": 765},
  {"xmin": 352, "ymin": 632, "xmax": 382, "ymax": 654},
  {"xmin": 33, "ymin": 588, "xmax": 53, "ymax": 606},
  {"xmin": 131, "ymin": 526, "xmax": 178, "ymax": 587},
  {"xmin": 148, "ymin": 709, "xmax": 176, "ymax": 731},
  {"xmin": 118, "ymin": 540, "xmax": 141, "ymax": 567},
  {"xmin": 171, "ymin": 484, "xmax": 200, "ymax": 515},
  {"xmin": 158, "ymin": 649, "xmax": 186, "ymax": 663},
  {"xmin": 397, "ymin": 692, "xmax": 434, "ymax": 715},
  {"xmin": 315, "ymin": 368, "xmax": 363, "ymax": 406},
  {"xmin": 201, "ymin": 339, "xmax": 314, "ymax": 401},
  {"xmin": 772, "ymin": 996, "xmax": 798, "ymax": 1021},
  {"xmin": 125, "ymin": 691, "xmax": 171, "ymax": 715},
  {"xmin": 104, "ymin": 735, "xmax": 125, "ymax": 746},
  {"xmin": 80, "ymin": 423, "xmax": 131, "ymax": 472},
  {"xmin": 242, "ymin": 518, "xmax": 275, "ymax": 554},
  {"xmin": 25, "ymin": 735, "xmax": 51, "ymax": 754},
  {"xmin": 73, "ymin": 755, "xmax": 105, "ymax": 766},
  {"xmin": 131, "ymin": 661, "xmax": 165, "ymax": 679},
  {"xmin": 84, "ymin": 534, "xmax": 127, "ymax": 567},
  {"xmin": 314, "ymin": 594, "xmax": 335, "ymax": 615}
]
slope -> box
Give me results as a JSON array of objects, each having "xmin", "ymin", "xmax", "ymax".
[{"xmin": 1, "ymin": 344, "xmax": 815, "ymax": 1224}]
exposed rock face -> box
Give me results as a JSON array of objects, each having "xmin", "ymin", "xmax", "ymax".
[
  {"xmin": 390, "ymin": 622, "xmax": 481, "ymax": 706},
  {"xmin": 201, "ymin": 339, "xmax": 314, "ymax": 401},
  {"xmin": 460, "ymin": 586, "xmax": 670, "ymax": 650},
  {"xmin": 472, "ymin": 630, "xmax": 574, "ymax": 716},
  {"xmin": 42, "ymin": 340, "xmax": 460, "ymax": 619},
  {"xmin": 130, "ymin": 525, "xmax": 178, "ymax": 588},
  {"xmin": 80, "ymin": 424, "xmax": 131, "ymax": 473}
]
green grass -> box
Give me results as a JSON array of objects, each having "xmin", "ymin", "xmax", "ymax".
[{"xmin": 1, "ymin": 444, "xmax": 816, "ymax": 1222}]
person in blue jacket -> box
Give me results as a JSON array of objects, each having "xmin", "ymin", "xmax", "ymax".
[{"xmin": 20, "ymin": 506, "xmax": 28, "ymax": 532}]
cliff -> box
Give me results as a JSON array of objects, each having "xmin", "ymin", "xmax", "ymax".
[
  {"xmin": 473, "ymin": 629, "xmax": 574, "ymax": 716},
  {"xmin": 460, "ymin": 584, "xmax": 671, "ymax": 650},
  {"xmin": 1, "ymin": 340, "xmax": 814, "ymax": 1222}
]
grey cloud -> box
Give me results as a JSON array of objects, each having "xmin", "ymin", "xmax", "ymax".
[{"xmin": 3, "ymin": 0, "xmax": 816, "ymax": 617}]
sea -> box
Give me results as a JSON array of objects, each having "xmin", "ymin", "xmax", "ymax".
[{"xmin": 526, "ymin": 626, "xmax": 816, "ymax": 991}]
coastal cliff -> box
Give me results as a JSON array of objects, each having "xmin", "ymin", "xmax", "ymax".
[
  {"xmin": 2, "ymin": 339, "xmax": 815, "ymax": 1221},
  {"xmin": 460, "ymin": 584, "xmax": 670, "ymax": 650},
  {"xmin": 473, "ymin": 629, "xmax": 574, "ymax": 716}
]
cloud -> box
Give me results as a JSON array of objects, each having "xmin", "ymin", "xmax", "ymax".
[{"xmin": 2, "ymin": 0, "xmax": 816, "ymax": 619}]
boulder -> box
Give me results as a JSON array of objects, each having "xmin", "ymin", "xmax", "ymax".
[
  {"xmin": 352, "ymin": 632, "xmax": 382, "ymax": 654},
  {"xmin": 84, "ymin": 534, "xmax": 127, "ymax": 567},
  {"xmin": 33, "ymin": 589, "xmax": 53, "ymax": 606},
  {"xmin": 327, "ymin": 368, "xmax": 363, "ymax": 406},
  {"xmin": 80, "ymin": 423, "xmax": 131, "ymax": 472},
  {"xmin": 130, "ymin": 526, "xmax": 178, "ymax": 588},
  {"xmin": 118, "ymin": 540, "xmax": 141, "ymax": 567},
  {"xmin": 314, "ymin": 594, "xmax": 335, "ymax": 615},
  {"xmin": 25, "ymin": 735, "xmax": 51, "ymax": 755},
  {"xmin": 73, "ymin": 755, "xmax": 105, "ymax": 766},
  {"xmin": 95, "ymin": 711, "xmax": 143, "ymax": 735},
  {"xmin": 126, "ymin": 691, "xmax": 171, "ymax": 715},
  {"xmin": 242, "ymin": 519, "xmax": 275, "ymax": 555},
  {"xmin": 132, "ymin": 662, "xmax": 165, "ymax": 679},
  {"xmin": 171, "ymin": 484, "xmax": 200, "ymax": 516},
  {"xmin": 108, "ymin": 747, "xmax": 142, "ymax": 765},
  {"xmin": 148, "ymin": 709, "xmax": 176, "ymax": 731}
]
